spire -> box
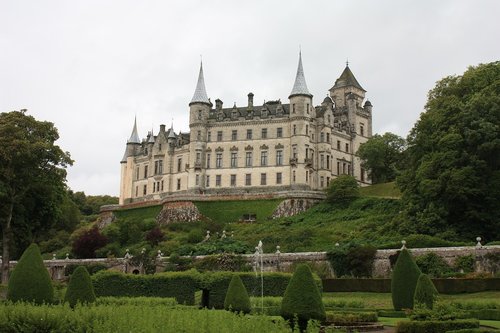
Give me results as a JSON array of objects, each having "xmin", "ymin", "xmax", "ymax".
[
  {"xmin": 289, "ymin": 51, "xmax": 312, "ymax": 98},
  {"xmin": 332, "ymin": 65, "xmax": 366, "ymax": 92},
  {"xmin": 190, "ymin": 61, "xmax": 210, "ymax": 105},
  {"xmin": 168, "ymin": 123, "xmax": 176, "ymax": 139},
  {"xmin": 127, "ymin": 116, "xmax": 140, "ymax": 144}
]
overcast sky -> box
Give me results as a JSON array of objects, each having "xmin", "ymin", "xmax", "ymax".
[{"xmin": 1, "ymin": 1, "xmax": 499, "ymax": 196}]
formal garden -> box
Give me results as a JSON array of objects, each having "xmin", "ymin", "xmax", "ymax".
[{"xmin": 1, "ymin": 243, "xmax": 499, "ymax": 333}]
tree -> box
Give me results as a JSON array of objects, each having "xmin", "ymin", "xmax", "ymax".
[
  {"xmin": 7, "ymin": 243, "xmax": 53, "ymax": 304},
  {"xmin": 413, "ymin": 273, "xmax": 438, "ymax": 309},
  {"xmin": 64, "ymin": 266, "xmax": 96, "ymax": 307},
  {"xmin": 281, "ymin": 264, "xmax": 325, "ymax": 330},
  {"xmin": 72, "ymin": 227, "xmax": 108, "ymax": 258},
  {"xmin": 0, "ymin": 110, "xmax": 72, "ymax": 284},
  {"xmin": 391, "ymin": 248, "xmax": 422, "ymax": 310},
  {"xmin": 223, "ymin": 274, "xmax": 251, "ymax": 314},
  {"xmin": 325, "ymin": 175, "xmax": 359, "ymax": 206},
  {"xmin": 398, "ymin": 62, "xmax": 500, "ymax": 239},
  {"xmin": 357, "ymin": 132, "xmax": 406, "ymax": 183}
]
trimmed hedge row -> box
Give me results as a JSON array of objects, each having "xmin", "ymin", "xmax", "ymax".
[
  {"xmin": 465, "ymin": 309, "xmax": 500, "ymax": 321},
  {"xmin": 396, "ymin": 320, "xmax": 479, "ymax": 333},
  {"xmin": 92, "ymin": 270, "xmax": 199, "ymax": 305},
  {"xmin": 322, "ymin": 278, "xmax": 500, "ymax": 293},
  {"xmin": 325, "ymin": 311, "xmax": 378, "ymax": 324},
  {"xmin": 446, "ymin": 329, "xmax": 500, "ymax": 333}
]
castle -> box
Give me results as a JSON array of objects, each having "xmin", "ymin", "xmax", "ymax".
[{"xmin": 119, "ymin": 53, "xmax": 373, "ymax": 205}]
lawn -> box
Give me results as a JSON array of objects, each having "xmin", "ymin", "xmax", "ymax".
[
  {"xmin": 195, "ymin": 199, "xmax": 282, "ymax": 224},
  {"xmin": 359, "ymin": 182, "xmax": 401, "ymax": 199}
]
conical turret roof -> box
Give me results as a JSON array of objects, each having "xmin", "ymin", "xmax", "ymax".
[
  {"xmin": 127, "ymin": 117, "xmax": 140, "ymax": 144},
  {"xmin": 190, "ymin": 62, "xmax": 210, "ymax": 105},
  {"xmin": 289, "ymin": 52, "xmax": 312, "ymax": 98},
  {"xmin": 332, "ymin": 65, "xmax": 366, "ymax": 92}
]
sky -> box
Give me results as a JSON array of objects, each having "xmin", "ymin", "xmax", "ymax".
[{"xmin": 1, "ymin": 0, "xmax": 499, "ymax": 196}]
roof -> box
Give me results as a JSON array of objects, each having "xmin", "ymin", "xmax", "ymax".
[
  {"xmin": 190, "ymin": 62, "xmax": 210, "ymax": 105},
  {"xmin": 127, "ymin": 117, "xmax": 140, "ymax": 144},
  {"xmin": 289, "ymin": 52, "xmax": 312, "ymax": 98},
  {"xmin": 209, "ymin": 101, "xmax": 290, "ymax": 120},
  {"xmin": 331, "ymin": 65, "xmax": 366, "ymax": 92}
]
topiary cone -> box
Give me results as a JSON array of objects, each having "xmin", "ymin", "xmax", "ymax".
[
  {"xmin": 391, "ymin": 248, "xmax": 422, "ymax": 310},
  {"xmin": 64, "ymin": 266, "xmax": 96, "ymax": 307},
  {"xmin": 414, "ymin": 273, "xmax": 438, "ymax": 309},
  {"xmin": 281, "ymin": 264, "xmax": 325, "ymax": 327},
  {"xmin": 7, "ymin": 243, "xmax": 54, "ymax": 304},
  {"xmin": 223, "ymin": 274, "xmax": 251, "ymax": 314}
]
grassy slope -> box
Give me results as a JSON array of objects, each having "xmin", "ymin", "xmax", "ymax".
[
  {"xmin": 359, "ymin": 182, "xmax": 401, "ymax": 198},
  {"xmin": 195, "ymin": 199, "xmax": 282, "ymax": 224}
]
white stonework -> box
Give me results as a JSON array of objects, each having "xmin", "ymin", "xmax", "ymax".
[{"xmin": 119, "ymin": 54, "xmax": 373, "ymax": 205}]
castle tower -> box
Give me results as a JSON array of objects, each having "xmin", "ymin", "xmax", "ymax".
[
  {"xmin": 288, "ymin": 52, "xmax": 315, "ymax": 189},
  {"xmin": 188, "ymin": 62, "xmax": 211, "ymax": 190},
  {"xmin": 119, "ymin": 117, "xmax": 141, "ymax": 204}
]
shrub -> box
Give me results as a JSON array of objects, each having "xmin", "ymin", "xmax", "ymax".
[
  {"xmin": 65, "ymin": 263, "xmax": 107, "ymax": 276},
  {"xmin": 193, "ymin": 253, "xmax": 251, "ymax": 272},
  {"xmin": 325, "ymin": 311, "xmax": 378, "ymax": 324},
  {"xmin": 454, "ymin": 255, "xmax": 475, "ymax": 274},
  {"xmin": 145, "ymin": 227, "xmax": 165, "ymax": 246},
  {"xmin": 395, "ymin": 319, "xmax": 479, "ymax": 333},
  {"xmin": 414, "ymin": 273, "xmax": 438, "ymax": 309},
  {"xmin": 224, "ymin": 275, "xmax": 251, "ymax": 314},
  {"xmin": 326, "ymin": 175, "xmax": 360, "ymax": 206},
  {"xmin": 72, "ymin": 227, "xmax": 108, "ymax": 258},
  {"xmin": 281, "ymin": 264, "xmax": 325, "ymax": 327},
  {"xmin": 446, "ymin": 329, "xmax": 500, "ymax": 333},
  {"xmin": 415, "ymin": 252, "xmax": 452, "ymax": 277},
  {"xmin": 326, "ymin": 243, "xmax": 377, "ymax": 277},
  {"xmin": 64, "ymin": 266, "xmax": 96, "ymax": 307},
  {"xmin": 7, "ymin": 243, "xmax": 54, "ymax": 304},
  {"xmin": 391, "ymin": 248, "xmax": 422, "ymax": 310}
]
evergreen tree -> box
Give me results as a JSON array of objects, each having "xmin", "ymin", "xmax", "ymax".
[
  {"xmin": 7, "ymin": 243, "xmax": 54, "ymax": 304},
  {"xmin": 64, "ymin": 266, "xmax": 96, "ymax": 307},
  {"xmin": 414, "ymin": 273, "xmax": 438, "ymax": 309},
  {"xmin": 391, "ymin": 248, "xmax": 422, "ymax": 310},
  {"xmin": 223, "ymin": 274, "xmax": 251, "ymax": 314}
]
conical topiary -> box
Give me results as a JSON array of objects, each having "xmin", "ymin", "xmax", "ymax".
[
  {"xmin": 281, "ymin": 264, "xmax": 325, "ymax": 329},
  {"xmin": 391, "ymin": 248, "xmax": 422, "ymax": 310},
  {"xmin": 7, "ymin": 243, "xmax": 54, "ymax": 304},
  {"xmin": 223, "ymin": 274, "xmax": 251, "ymax": 314},
  {"xmin": 414, "ymin": 273, "xmax": 438, "ymax": 309},
  {"xmin": 64, "ymin": 266, "xmax": 96, "ymax": 307}
]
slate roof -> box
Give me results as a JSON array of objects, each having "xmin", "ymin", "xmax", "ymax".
[
  {"xmin": 208, "ymin": 100, "xmax": 290, "ymax": 120},
  {"xmin": 190, "ymin": 62, "xmax": 210, "ymax": 105},
  {"xmin": 127, "ymin": 117, "xmax": 140, "ymax": 144},
  {"xmin": 331, "ymin": 65, "xmax": 366, "ymax": 92},
  {"xmin": 289, "ymin": 52, "xmax": 312, "ymax": 98}
]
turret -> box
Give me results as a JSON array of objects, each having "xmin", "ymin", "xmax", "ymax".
[
  {"xmin": 120, "ymin": 117, "xmax": 141, "ymax": 204},
  {"xmin": 289, "ymin": 51, "xmax": 313, "ymax": 116},
  {"xmin": 189, "ymin": 61, "xmax": 212, "ymax": 126},
  {"xmin": 329, "ymin": 64, "xmax": 366, "ymax": 108},
  {"xmin": 121, "ymin": 116, "xmax": 141, "ymax": 163}
]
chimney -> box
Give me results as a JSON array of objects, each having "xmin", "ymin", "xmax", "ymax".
[
  {"xmin": 247, "ymin": 92, "xmax": 254, "ymax": 109},
  {"xmin": 160, "ymin": 124, "xmax": 166, "ymax": 133},
  {"xmin": 215, "ymin": 98, "xmax": 223, "ymax": 111}
]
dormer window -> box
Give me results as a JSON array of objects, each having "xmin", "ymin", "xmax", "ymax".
[
  {"xmin": 261, "ymin": 108, "xmax": 268, "ymax": 118},
  {"xmin": 218, "ymin": 112, "xmax": 224, "ymax": 121},
  {"xmin": 232, "ymin": 111, "xmax": 238, "ymax": 120}
]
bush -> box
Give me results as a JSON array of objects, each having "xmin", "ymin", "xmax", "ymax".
[
  {"xmin": 326, "ymin": 175, "xmax": 360, "ymax": 206},
  {"xmin": 446, "ymin": 329, "xmax": 500, "ymax": 333},
  {"xmin": 431, "ymin": 278, "xmax": 500, "ymax": 293},
  {"xmin": 416, "ymin": 252, "xmax": 452, "ymax": 277},
  {"xmin": 281, "ymin": 264, "xmax": 326, "ymax": 326},
  {"xmin": 224, "ymin": 275, "xmax": 251, "ymax": 314},
  {"xmin": 7, "ymin": 243, "xmax": 54, "ymax": 304},
  {"xmin": 395, "ymin": 319, "xmax": 479, "ymax": 333},
  {"xmin": 325, "ymin": 311, "xmax": 378, "ymax": 324},
  {"xmin": 454, "ymin": 255, "xmax": 475, "ymax": 274},
  {"xmin": 391, "ymin": 248, "xmax": 422, "ymax": 310},
  {"xmin": 414, "ymin": 273, "xmax": 438, "ymax": 309},
  {"xmin": 193, "ymin": 253, "xmax": 251, "ymax": 272},
  {"xmin": 64, "ymin": 266, "xmax": 96, "ymax": 307},
  {"xmin": 72, "ymin": 227, "xmax": 108, "ymax": 258},
  {"xmin": 95, "ymin": 296, "xmax": 177, "ymax": 307},
  {"xmin": 326, "ymin": 243, "xmax": 377, "ymax": 277},
  {"xmin": 65, "ymin": 263, "xmax": 107, "ymax": 276},
  {"xmin": 145, "ymin": 227, "xmax": 165, "ymax": 246}
]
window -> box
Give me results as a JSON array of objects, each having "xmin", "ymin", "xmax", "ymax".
[
  {"xmin": 361, "ymin": 168, "xmax": 365, "ymax": 182},
  {"xmin": 206, "ymin": 153, "xmax": 211, "ymax": 169},
  {"xmin": 217, "ymin": 131, "xmax": 223, "ymax": 141},
  {"xmin": 327, "ymin": 115, "xmax": 331, "ymax": 123},
  {"xmin": 136, "ymin": 167, "xmax": 139, "ymax": 180},
  {"xmin": 306, "ymin": 103, "xmax": 309, "ymax": 114},
  {"xmin": 216, "ymin": 153, "xmax": 222, "ymax": 168},
  {"xmin": 293, "ymin": 170, "xmax": 296, "ymax": 183},
  {"xmin": 276, "ymin": 172, "xmax": 282, "ymax": 184},
  {"xmin": 198, "ymin": 110, "xmax": 202, "ymax": 120},
  {"xmin": 320, "ymin": 132, "xmax": 324, "ymax": 142},
  {"xmin": 246, "ymin": 129, "xmax": 252, "ymax": 139},
  {"xmin": 232, "ymin": 130, "xmax": 237, "ymax": 141},
  {"xmin": 260, "ymin": 173, "xmax": 267, "ymax": 185},
  {"xmin": 154, "ymin": 160, "xmax": 163, "ymax": 175},
  {"xmin": 177, "ymin": 158, "xmax": 182, "ymax": 172},
  {"xmin": 230, "ymin": 174, "xmax": 236, "ymax": 186},
  {"xmin": 153, "ymin": 183, "xmax": 156, "ymax": 193},
  {"xmin": 327, "ymin": 177, "xmax": 330, "ymax": 186},
  {"xmin": 277, "ymin": 127, "xmax": 283, "ymax": 138},
  {"xmin": 245, "ymin": 173, "xmax": 251, "ymax": 186},
  {"xmin": 196, "ymin": 152, "xmax": 201, "ymax": 164},
  {"xmin": 345, "ymin": 143, "xmax": 349, "ymax": 152},
  {"xmin": 337, "ymin": 140, "xmax": 341, "ymax": 150},
  {"xmin": 216, "ymin": 175, "xmax": 221, "ymax": 187},
  {"xmin": 343, "ymin": 162, "xmax": 346, "ymax": 174},
  {"xmin": 197, "ymin": 130, "xmax": 201, "ymax": 140},
  {"xmin": 177, "ymin": 179, "xmax": 181, "ymax": 190},
  {"xmin": 360, "ymin": 124, "xmax": 365, "ymax": 136},
  {"xmin": 206, "ymin": 175, "xmax": 210, "ymax": 187},
  {"xmin": 144, "ymin": 165, "xmax": 148, "ymax": 178},
  {"xmin": 293, "ymin": 124, "xmax": 297, "ymax": 135},
  {"xmin": 347, "ymin": 164, "xmax": 351, "ymax": 175},
  {"xmin": 292, "ymin": 104, "xmax": 296, "ymax": 113},
  {"xmin": 231, "ymin": 152, "xmax": 237, "ymax": 168},
  {"xmin": 306, "ymin": 171, "xmax": 309, "ymax": 182},
  {"xmin": 337, "ymin": 161, "xmax": 340, "ymax": 175},
  {"xmin": 326, "ymin": 155, "xmax": 330, "ymax": 169},
  {"xmin": 306, "ymin": 125, "xmax": 309, "ymax": 135},
  {"xmin": 261, "ymin": 128, "xmax": 267, "ymax": 139},
  {"xmin": 195, "ymin": 174, "xmax": 199, "ymax": 186},
  {"xmin": 135, "ymin": 186, "xmax": 138, "ymax": 197},
  {"xmin": 245, "ymin": 152, "xmax": 252, "ymax": 167},
  {"xmin": 276, "ymin": 150, "xmax": 283, "ymax": 166},
  {"xmin": 312, "ymin": 133, "xmax": 314, "ymax": 141},
  {"xmin": 320, "ymin": 154, "xmax": 324, "ymax": 169},
  {"xmin": 320, "ymin": 176, "xmax": 324, "ymax": 188},
  {"xmin": 207, "ymin": 131, "xmax": 211, "ymax": 142},
  {"xmin": 143, "ymin": 184, "xmax": 147, "ymax": 195},
  {"xmin": 161, "ymin": 180, "xmax": 164, "ymax": 191},
  {"xmin": 260, "ymin": 151, "xmax": 268, "ymax": 166},
  {"xmin": 292, "ymin": 146, "xmax": 297, "ymax": 159},
  {"xmin": 326, "ymin": 133, "xmax": 330, "ymax": 143}
]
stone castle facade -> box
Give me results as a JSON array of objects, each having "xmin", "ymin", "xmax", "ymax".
[{"xmin": 119, "ymin": 53, "xmax": 373, "ymax": 205}]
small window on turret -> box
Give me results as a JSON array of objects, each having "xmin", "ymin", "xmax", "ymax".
[
  {"xmin": 306, "ymin": 103, "xmax": 309, "ymax": 114},
  {"xmin": 292, "ymin": 104, "xmax": 296, "ymax": 113},
  {"xmin": 360, "ymin": 124, "xmax": 365, "ymax": 136},
  {"xmin": 198, "ymin": 110, "xmax": 202, "ymax": 120}
]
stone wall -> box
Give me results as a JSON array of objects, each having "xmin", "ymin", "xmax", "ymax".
[
  {"xmin": 156, "ymin": 201, "xmax": 203, "ymax": 225},
  {"xmin": 271, "ymin": 198, "xmax": 321, "ymax": 218}
]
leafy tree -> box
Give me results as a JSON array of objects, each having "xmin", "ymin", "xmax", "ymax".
[
  {"xmin": 72, "ymin": 227, "xmax": 108, "ymax": 258},
  {"xmin": 415, "ymin": 252, "xmax": 452, "ymax": 278},
  {"xmin": 7, "ymin": 243, "xmax": 54, "ymax": 304},
  {"xmin": 357, "ymin": 132, "xmax": 406, "ymax": 183},
  {"xmin": 64, "ymin": 266, "xmax": 96, "ymax": 307},
  {"xmin": 325, "ymin": 175, "xmax": 360, "ymax": 206},
  {"xmin": 398, "ymin": 62, "xmax": 500, "ymax": 239},
  {"xmin": 0, "ymin": 110, "xmax": 72, "ymax": 284},
  {"xmin": 224, "ymin": 274, "xmax": 251, "ymax": 313},
  {"xmin": 391, "ymin": 248, "xmax": 422, "ymax": 310},
  {"xmin": 414, "ymin": 273, "xmax": 438, "ymax": 309}
]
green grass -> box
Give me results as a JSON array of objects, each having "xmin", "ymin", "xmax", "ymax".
[
  {"xmin": 195, "ymin": 199, "xmax": 282, "ymax": 224},
  {"xmin": 481, "ymin": 320, "xmax": 500, "ymax": 329},
  {"xmin": 359, "ymin": 182, "xmax": 401, "ymax": 198},
  {"xmin": 113, "ymin": 204, "xmax": 162, "ymax": 220},
  {"xmin": 378, "ymin": 316, "xmax": 409, "ymax": 326}
]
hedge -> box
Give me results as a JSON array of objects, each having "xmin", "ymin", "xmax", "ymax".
[
  {"xmin": 64, "ymin": 266, "xmax": 96, "ymax": 307},
  {"xmin": 465, "ymin": 309, "xmax": 500, "ymax": 321},
  {"xmin": 325, "ymin": 311, "xmax": 378, "ymax": 324},
  {"xmin": 391, "ymin": 248, "xmax": 422, "ymax": 310},
  {"xmin": 445, "ymin": 329, "xmax": 500, "ymax": 333},
  {"xmin": 396, "ymin": 320, "xmax": 479, "ymax": 333},
  {"xmin": 322, "ymin": 278, "xmax": 500, "ymax": 293},
  {"xmin": 92, "ymin": 270, "xmax": 199, "ymax": 305},
  {"xmin": 224, "ymin": 275, "xmax": 251, "ymax": 314}
]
